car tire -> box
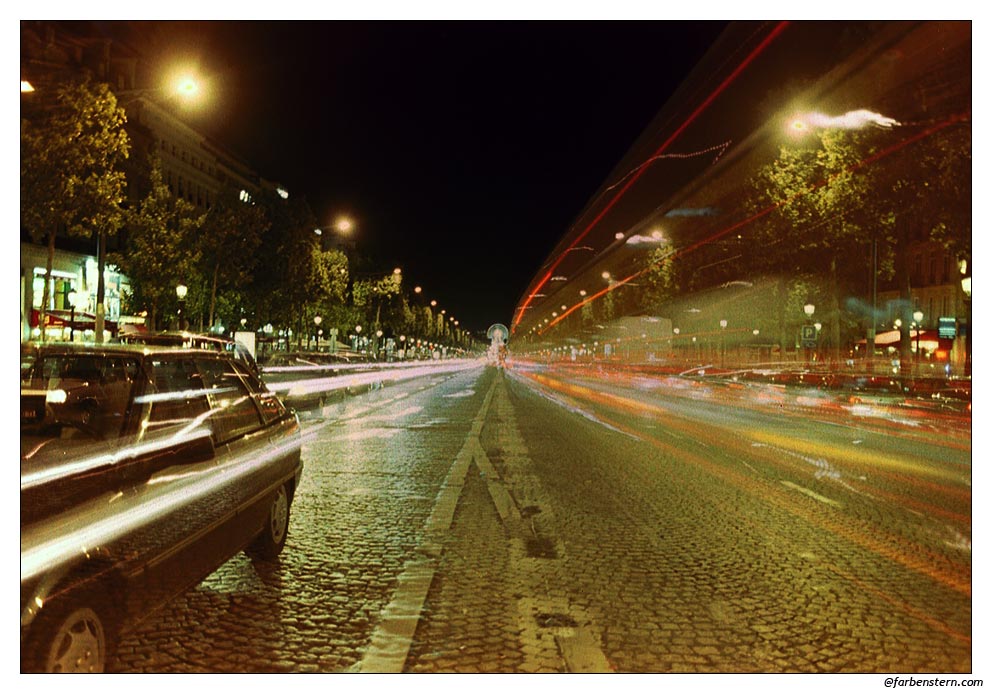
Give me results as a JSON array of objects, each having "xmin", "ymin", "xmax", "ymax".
[
  {"xmin": 248, "ymin": 482, "xmax": 291, "ymax": 561},
  {"xmin": 23, "ymin": 595, "xmax": 112, "ymax": 673}
]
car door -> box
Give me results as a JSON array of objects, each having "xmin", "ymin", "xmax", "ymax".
[
  {"xmin": 191, "ymin": 356, "xmax": 283, "ymax": 551},
  {"xmin": 120, "ymin": 354, "xmax": 228, "ymax": 618}
]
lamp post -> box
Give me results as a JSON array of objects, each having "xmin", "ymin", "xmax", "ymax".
[
  {"xmin": 719, "ymin": 319, "xmax": 728, "ymax": 367},
  {"xmin": 67, "ymin": 289, "xmax": 77, "ymax": 342},
  {"xmin": 176, "ymin": 284, "xmax": 188, "ymax": 331},
  {"xmin": 802, "ymin": 303, "xmax": 815, "ymax": 368},
  {"xmin": 913, "ymin": 310, "xmax": 923, "ymax": 372},
  {"xmin": 314, "ymin": 315, "xmax": 322, "ymax": 352},
  {"xmin": 959, "ymin": 259, "xmax": 971, "ymax": 377}
]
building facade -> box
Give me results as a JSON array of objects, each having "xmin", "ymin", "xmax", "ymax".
[{"xmin": 20, "ymin": 20, "xmax": 283, "ymax": 342}]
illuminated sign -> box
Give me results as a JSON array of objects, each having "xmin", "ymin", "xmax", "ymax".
[{"xmin": 938, "ymin": 317, "xmax": 957, "ymax": 339}]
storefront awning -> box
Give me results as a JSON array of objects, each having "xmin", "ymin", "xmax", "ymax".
[{"xmin": 30, "ymin": 309, "xmax": 118, "ymax": 333}]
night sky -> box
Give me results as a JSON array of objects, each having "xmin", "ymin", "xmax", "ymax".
[{"xmin": 120, "ymin": 20, "xmax": 729, "ymax": 335}]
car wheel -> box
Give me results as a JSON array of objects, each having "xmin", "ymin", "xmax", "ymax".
[
  {"xmin": 248, "ymin": 482, "xmax": 291, "ymax": 561},
  {"xmin": 23, "ymin": 600, "xmax": 111, "ymax": 673}
]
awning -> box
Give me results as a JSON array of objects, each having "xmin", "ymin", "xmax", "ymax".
[
  {"xmin": 856, "ymin": 329, "xmax": 951, "ymax": 351},
  {"xmin": 30, "ymin": 309, "xmax": 118, "ymax": 334}
]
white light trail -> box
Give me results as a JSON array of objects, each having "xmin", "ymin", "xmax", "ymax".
[
  {"xmin": 795, "ymin": 109, "xmax": 900, "ymax": 131},
  {"xmin": 21, "ymin": 433, "xmax": 302, "ymax": 583}
]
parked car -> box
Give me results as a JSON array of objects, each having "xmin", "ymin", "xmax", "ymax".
[
  {"xmin": 260, "ymin": 351, "xmax": 350, "ymax": 411},
  {"xmin": 20, "ymin": 343, "xmax": 303, "ymax": 673},
  {"xmin": 116, "ymin": 331, "xmax": 260, "ymax": 377}
]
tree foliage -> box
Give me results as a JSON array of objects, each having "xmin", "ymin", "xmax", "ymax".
[
  {"xmin": 21, "ymin": 77, "xmax": 130, "ymax": 334},
  {"xmin": 113, "ymin": 160, "xmax": 203, "ymax": 330},
  {"xmin": 199, "ymin": 188, "xmax": 268, "ymax": 327}
]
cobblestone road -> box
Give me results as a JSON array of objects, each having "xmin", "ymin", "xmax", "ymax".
[{"xmin": 110, "ymin": 363, "xmax": 972, "ymax": 674}]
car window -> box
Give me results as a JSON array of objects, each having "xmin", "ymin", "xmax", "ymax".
[
  {"xmin": 196, "ymin": 358, "xmax": 264, "ymax": 442},
  {"xmin": 24, "ymin": 354, "xmax": 142, "ymax": 440},
  {"xmin": 145, "ymin": 358, "xmax": 210, "ymax": 434},
  {"xmin": 233, "ymin": 360, "xmax": 287, "ymax": 425}
]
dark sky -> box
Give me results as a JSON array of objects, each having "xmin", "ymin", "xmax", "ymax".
[{"xmin": 128, "ymin": 20, "xmax": 728, "ymax": 334}]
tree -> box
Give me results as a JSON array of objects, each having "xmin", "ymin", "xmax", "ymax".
[
  {"xmin": 748, "ymin": 128, "xmax": 881, "ymax": 362},
  {"xmin": 113, "ymin": 160, "xmax": 203, "ymax": 330},
  {"xmin": 872, "ymin": 121, "xmax": 971, "ymax": 366},
  {"xmin": 198, "ymin": 188, "xmax": 268, "ymax": 329},
  {"xmin": 21, "ymin": 77, "xmax": 129, "ymax": 340},
  {"xmin": 249, "ymin": 193, "xmax": 321, "ymax": 344},
  {"xmin": 308, "ymin": 247, "xmax": 352, "ymax": 344},
  {"xmin": 353, "ymin": 272, "xmax": 403, "ymax": 333}
]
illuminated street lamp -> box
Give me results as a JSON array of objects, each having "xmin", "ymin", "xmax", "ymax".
[
  {"xmin": 67, "ymin": 289, "xmax": 78, "ymax": 342},
  {"xmin": 960, "ymin": 259, "xmax": 971, "ymax": 377},
  {"xmin": 913, "ymin": 310, "xmax": 924, "ymax": 365},
  {"xmin": 720, "ymin": 319, "xmax": 728, "ymax": 367},
  {"xmin": 804, "ymin": 303, "xmax": 815, "ymax": 318},
  {"xmin": 316, "ymin": 216, "xmax": 355, "ymax": 238},
  {"xmin": 176, "ymin": 284, "xmax": 188, "ymax": 330},
  {"xmin": 314, "ymin": 315, "xmax": 322, "ymax": 351}
]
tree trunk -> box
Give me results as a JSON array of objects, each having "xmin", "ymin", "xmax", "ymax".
[
  {"xmin": 829, "ymin": 256, "xmax": 842, "ymax": 365},
  {"xmin": 209, "ymin": 261, "xmax": 220, "ymax": 328},
  {"xmin": 95, "ymin": 230, "xmax": 106, "ymax": 343},
  {"xmin": 896, "ymin": 241, "xmax": 914, "ymax": 377},
  {"xmin": 40, "ymin": 229, "xmax": 56, "ymax": 342},
  {"xmin": 776, "ymin": 276, "xmax": 788, "ymax": 362}
]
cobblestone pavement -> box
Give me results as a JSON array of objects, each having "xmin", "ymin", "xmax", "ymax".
[
  {"xmin": 111, "ymin": 366, "xmax": 489, "ymax": 673},
  {"xmin": 403, "ymin": 368, "xmax": 971, "ymax": 673},
  {"xmin": 110, "ymin": 363, "xmax": 972, "ymax": 674}
]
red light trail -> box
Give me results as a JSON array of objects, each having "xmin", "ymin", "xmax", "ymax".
[{"xmin": 512, "ymin": 20, "xmax": 791, "ymax": 333}]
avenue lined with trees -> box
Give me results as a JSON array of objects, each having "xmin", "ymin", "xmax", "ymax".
[{"xmin": 21, "ymin": 75, "xmax": 474, "ymax": 354}]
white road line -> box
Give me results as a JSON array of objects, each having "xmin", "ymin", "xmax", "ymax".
[{"xmin": 357, "ymin": 372, "xmax": 496, "ymax": 673}]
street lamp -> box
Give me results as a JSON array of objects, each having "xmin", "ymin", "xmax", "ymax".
[
  {"xmin": 719, "ymin": 319, "xmax": 728, "ymax": 367},
  {"xmin": 960, "ymin": 259, "xmax": 971, "ymax": 377},
  {"xmin": 802, "ymin": 304, "xmax": 815, "ymax": 368},
  {"xmin": 913, "ymin": 310, "xmax": 923, "ymax": 366},
  {"xmin": 67, "ymin": 289, "xmax": 78, "ymax": 342},
  {"xmin": 316, "ymin": 216, "xmax": 355, "ymax": 238},
  {"xmin": 176, "ymin": 284, "xmax": 188, "ymax": 330},
  {"xmin": 314, "ymin": 315, "xmax": 322, "ymax": 351}
]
